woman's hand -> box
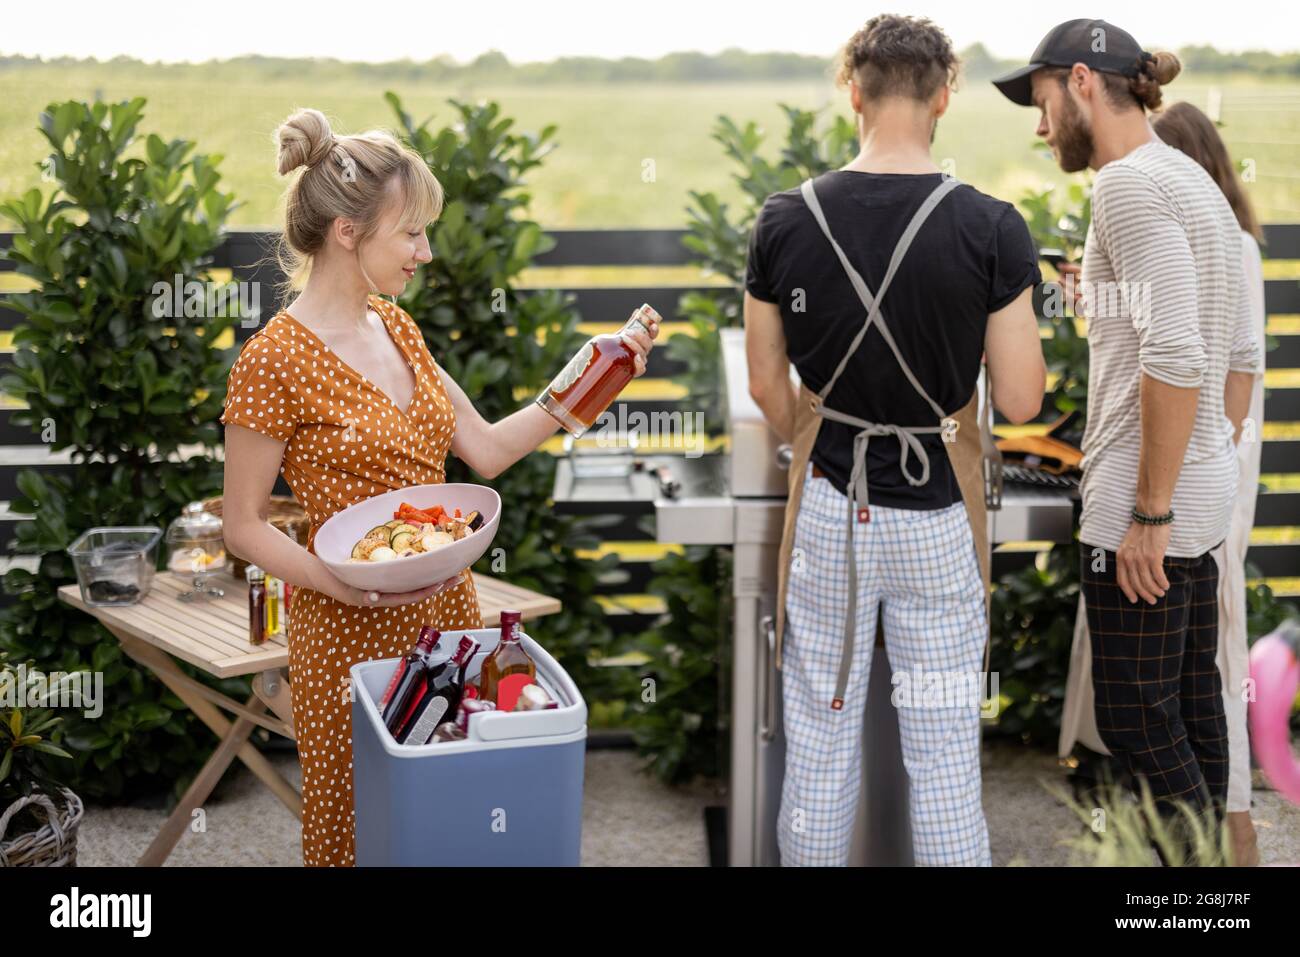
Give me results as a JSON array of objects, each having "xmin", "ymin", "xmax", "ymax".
[
  {"xmin": 320, "ymin": 569, "xmax": 466, "ymax": 608},
  {"xmin": 622, "ymin": 305, "xmax": 662, "ymax": 377}
]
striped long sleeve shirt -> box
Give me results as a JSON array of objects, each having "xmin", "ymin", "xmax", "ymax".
[{"xmin": 1078, "ymin": 139, "xmax": 1264, "ymax": 558}]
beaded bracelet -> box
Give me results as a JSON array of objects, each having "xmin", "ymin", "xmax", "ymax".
[{"xmin": 1132, "ymin": 506, "xmax": 1175, "ymax": 526}]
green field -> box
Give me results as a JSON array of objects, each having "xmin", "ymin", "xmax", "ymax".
[{"xmin": 1, "ymin": 64, "xmax": 1298, "ymax": 227}]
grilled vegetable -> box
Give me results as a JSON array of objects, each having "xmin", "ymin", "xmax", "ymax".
[
  {"xmin": 354, "ymin": 537, "xmax": 389, "ymax": 560},
  {"xmin": 348, "ymin": 502, "xmax": 480, "ymax": 562}
]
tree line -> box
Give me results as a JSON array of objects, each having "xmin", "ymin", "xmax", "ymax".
[{"xmin": 2, "ymin": 42, "xmax": 1298, "ymax": 85}]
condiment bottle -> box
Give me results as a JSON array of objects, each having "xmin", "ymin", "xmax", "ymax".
[
  {"xmin": 265, "ymin": 573, "xmax": 281, "ymax": 636},
  {"xmin": 246, "ymin": 565, "xmax": 266, "ymax": 645}
]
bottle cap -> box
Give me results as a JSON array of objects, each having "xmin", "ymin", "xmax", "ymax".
[
  {"xmin": 416, "ymin": 626, "xmax": 441, "ymax": 652},
  {"xmin": 454, "ymin": 635, "xmax": 480, "ymax": 663},
  {"xmin": 621, "ymin": 304, "xmax": 653, "ymax": 337},
  {"xmin": 245, "ymin": 564, "xmax": 265, "ymax": 584}
]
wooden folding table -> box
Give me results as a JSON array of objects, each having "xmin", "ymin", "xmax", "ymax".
[{"xmin": 56, "ymin": 570, "xmax": 561, "ymax": 866}]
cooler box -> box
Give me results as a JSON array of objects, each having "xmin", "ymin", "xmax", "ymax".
[{"xmin": 351, "ymin": 627, "xmax": 587, "ymax": 866}]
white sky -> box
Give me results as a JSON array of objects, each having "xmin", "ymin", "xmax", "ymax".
[{"xmin": 2, "ymin": 0, "xmax": 1297, "ymax": 63}]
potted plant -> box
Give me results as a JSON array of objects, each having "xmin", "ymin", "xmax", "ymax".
[{"xmin": 0, "ymin": 652, "xmax": 81, "ymax": 866}]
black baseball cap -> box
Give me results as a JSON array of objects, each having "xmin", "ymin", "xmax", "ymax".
[{"xmin": 992, "ymin": 19, "xmax": 1150, "ymax": 106}]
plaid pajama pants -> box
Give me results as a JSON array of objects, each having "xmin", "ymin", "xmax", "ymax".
[
  {"xmin": 1080, "ymin": 542, "xmax": 1229, "ymax": 821},
  {"xmin": 780, "ymin": 463, "xmax": 991, "ymax": 866}
]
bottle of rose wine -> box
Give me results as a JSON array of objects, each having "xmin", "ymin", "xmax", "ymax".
[
  {"xmin": 398, "ymin": 635, "xmax": 480, "ymax": 745},
  {"xmin": 536, "ymin": 304, "xmax": 659, "ymax": 437},
  {"xmin": 381, "ymin": 627, "xmax": 443, "ymax": 734},
  {"xmin": 479, "ymin": 609, "xmax": 537, "ymax": 712}
]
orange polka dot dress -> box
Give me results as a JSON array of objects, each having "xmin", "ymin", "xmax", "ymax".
[{"xmin": 219, "ymin": 293, "xmax": 483, "ymax": 867}]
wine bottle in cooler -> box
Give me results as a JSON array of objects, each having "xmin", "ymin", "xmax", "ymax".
[
  {"xmin": 479, "ymin": 609, "xmax": 537, "ymax": 712},
  {"xmin": 398, "ymin": 635, "xmax": 480, "ymax": 745},
  {"xmin": 379, "ymin": 625, "xmax": 442, "ymax": 712},
  {"xmin": 381, "ymin": 627, "xmax": 443, "ymax": 734}
]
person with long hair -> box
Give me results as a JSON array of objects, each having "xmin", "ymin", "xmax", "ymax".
[
  {"xmin": 1151, "ymin": 102, "xmax": 1265, "ymax": 865},
  {"xmin": 1057, "ymin": 100, "xmax": 1267, "ymax": 865},
  {"xmin": 995, "ymin": 20, "xmax": 1264, "ymax": 863},
  {"xmin": 218, "ymin": 109, "xmax": 659, "ymax": 865}
]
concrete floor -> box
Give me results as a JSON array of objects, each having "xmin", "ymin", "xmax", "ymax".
[{"xmin": 71, "ymin": 738, "xmax": 1300, "ymax": 866}]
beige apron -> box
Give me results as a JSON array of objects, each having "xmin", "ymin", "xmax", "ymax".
[{"xmin": 773, "ymin": 176, "xmax": 994, "ymax": 710}]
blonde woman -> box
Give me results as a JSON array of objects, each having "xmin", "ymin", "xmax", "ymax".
[{"xmin": 219, "ymin": 109, "xmax": 659, "ymax": 866}]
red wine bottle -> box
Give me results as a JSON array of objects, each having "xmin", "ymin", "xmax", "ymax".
[
  {"xmin": 381, "ymin": 627, "xmax": 444, "ymax": 735},
  {"xmin": 398, "ymin": 635, "xmax": 480, "ymax": 745},
  {"xmin": 379, "ymin": 625, "xmax": 441, "ymax": 712}
]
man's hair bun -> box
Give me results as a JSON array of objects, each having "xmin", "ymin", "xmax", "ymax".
[{"xmin": 1130, "ymin": 51, "xmax": 1182, "ymax": 111}]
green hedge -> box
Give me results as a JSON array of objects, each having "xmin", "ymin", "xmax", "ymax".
[{"xmin": 0, "ymin": 97, "xmax": 242, "ymax": 802}]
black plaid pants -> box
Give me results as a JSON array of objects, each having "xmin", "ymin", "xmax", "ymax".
[{"xmin": 1079, "ymin": 542, "xmax": 1229, "ymax": 819}]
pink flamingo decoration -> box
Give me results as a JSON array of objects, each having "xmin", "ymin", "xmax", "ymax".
[{"xmin": 1249, "ymin": 619, "xmax": 1300, "ymax": 806}]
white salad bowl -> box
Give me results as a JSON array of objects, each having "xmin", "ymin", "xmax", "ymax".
[{"xmin": 314, "ymin": 483, "xmax": 501, "ymax": 593}]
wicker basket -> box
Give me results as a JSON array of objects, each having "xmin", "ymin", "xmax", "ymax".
[
  {"xmin": 200, "ymin": 495, "xmax": 309, "ymax": 581},
  {"xmin": 0, "ymin": 788, "xmax": 83, "ymax": 866}
]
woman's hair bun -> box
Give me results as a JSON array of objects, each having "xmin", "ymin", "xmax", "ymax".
[{"xmin": 276, "ymin": 108, "xmax": 335, "ymax": 176}]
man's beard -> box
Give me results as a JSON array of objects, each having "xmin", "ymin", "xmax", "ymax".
[{"xmin": 1054, "ymin": 93, "xmax": 1094, "ymax": 173}]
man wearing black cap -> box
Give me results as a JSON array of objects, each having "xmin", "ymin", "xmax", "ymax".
[{"xmin": 994, "ymin": 20, "xmax": 1264, "ymax": 862}]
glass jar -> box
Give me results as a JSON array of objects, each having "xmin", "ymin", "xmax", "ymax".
[
  {"xmin": 67, "ymin": 526, "xmax": 163, "ymax": 607},
  {"xmin": 165, "ymin": 501, "xmax": 227, "ymax": 601}
]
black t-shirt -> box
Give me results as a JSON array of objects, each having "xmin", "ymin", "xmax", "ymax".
[{"xmin": 745, "ymin": 170, "xmax": 1041, "ymax": 510}]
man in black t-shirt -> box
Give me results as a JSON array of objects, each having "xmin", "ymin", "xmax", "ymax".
[
  {"xmin": 747, "ymin": 173, "xmax": 1043, "ymax": 507},
  {"xmin": 744, "ymin": 14, "xmax": 1047, "ymax": 867}
]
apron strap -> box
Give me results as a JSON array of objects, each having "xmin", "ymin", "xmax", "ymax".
[{"xmin": 800, "ymin": 175, "xmax": 959, "ymax": 419}]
